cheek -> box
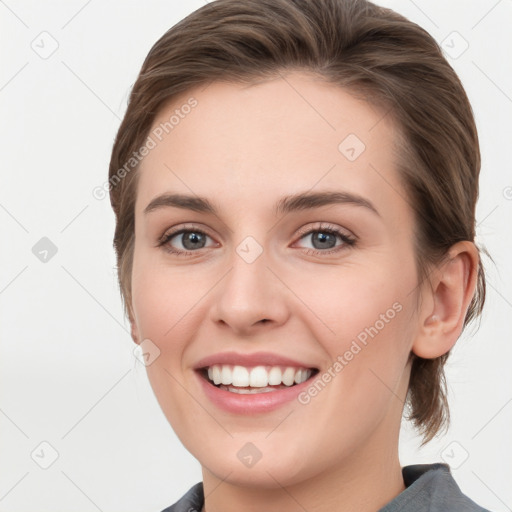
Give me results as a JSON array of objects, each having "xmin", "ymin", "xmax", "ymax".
[
  {"xmin": 130, "ymin": 250, "xmax": 220, "ymax": 418},
  {"xmin": 131, "ymin": 249, "xmax": 209, "ymax": 345},
  {"xmin": 292, "ymin": 257, "xmax": 417, "ymax": 414},
  {"xmin": 131, "ymin": 270, "xmax": 196, "ymax": 435},
  {"xmin": 291, "ymin": 255, "xmax": 416, "ymax": 349}
]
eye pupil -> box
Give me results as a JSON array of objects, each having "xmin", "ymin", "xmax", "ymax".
[
  {"xmin": 183, "ymin": 232, "xmax": 206, "ymax": 250},
  {"xmin": 312, "ymin": 231, "xmax": 336, "ymax": 249}
]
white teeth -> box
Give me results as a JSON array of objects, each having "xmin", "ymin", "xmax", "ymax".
[
  {"xmin": 221, "ymin": 365, "xmax": 232, "ymax": 385},
  {"xmin": 220, "ymin": 385, "xmax": 282, "ymax": 394},
  {"xmin": 205, "ymin": 364, "xmax": 313, "ymax": 388},
  {"xmin": 212, "ymin": 365, "xmax": 222, "ymax": 385},
  {"xmin": 268, "ymin": 367, "xmax": 282, "ymax": 385},
  {"xmin": 232, "ymin": 365, "xmax": 249, "ymax": 387},
  {"xmin": 282, "ymin": 367, "xmax": 296, "ymax": 386},
  {"xmin": 295, "ymin": 368, "xmax": 307, "ymax": 384},
  {"xmin": 249, "ymin": 366, "xmax": 268, "ymax": 387}
]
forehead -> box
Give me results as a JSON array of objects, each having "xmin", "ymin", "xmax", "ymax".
[{"xmin": 136, "ymin": 72, "xmax": 407, "ymax": 221}]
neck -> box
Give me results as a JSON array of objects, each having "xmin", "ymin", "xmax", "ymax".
[{"xmin": 201, "ymin": 428, "xmax": 405, "ymax": 512}]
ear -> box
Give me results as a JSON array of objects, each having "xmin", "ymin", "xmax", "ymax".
[{"xmin": 412, "ymin": 241, "xmax": 479, "ymax": 359}]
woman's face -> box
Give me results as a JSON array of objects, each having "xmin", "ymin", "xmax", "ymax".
[{"xmin": 130, "ymin": 72, "xmax": 423, "ymax": 487}]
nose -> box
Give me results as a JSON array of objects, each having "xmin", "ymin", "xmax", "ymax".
[{"xmin": 209, "ymin": 242, "xmax": 290, "ymax": 336}]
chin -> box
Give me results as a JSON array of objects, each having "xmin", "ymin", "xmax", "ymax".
[{"xmin": 187, "ymin": 435, "xmax": 323, "ymax": 489}]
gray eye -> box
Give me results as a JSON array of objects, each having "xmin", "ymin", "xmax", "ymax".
[
  {"xmin": 180, "ymin": 231, "xmax": 208, "ymax": 250},
  {"xmin": 309, "ymin": 231, "xmax": 337, "ymax": 250}
]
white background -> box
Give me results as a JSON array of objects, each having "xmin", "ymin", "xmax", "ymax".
[{"xmin": 0, "ymin": 1, "xmax": 511, "ymax": 511}]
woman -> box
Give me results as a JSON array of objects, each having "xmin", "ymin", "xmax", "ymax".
[{"xmin": 108, "ymin": 0, "xmax": 490, "ymax": 510}]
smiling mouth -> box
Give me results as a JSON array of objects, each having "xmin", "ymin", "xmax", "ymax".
[{"xmin": 199, "ymin": 364, "xmax": 319, "ymax": 394}]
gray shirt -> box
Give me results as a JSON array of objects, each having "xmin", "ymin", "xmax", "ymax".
[{"xmin": 160, "ymin": 463, "xmax": 492, "ymax": 511}]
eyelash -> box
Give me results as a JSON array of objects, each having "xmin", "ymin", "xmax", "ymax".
[{"xmin": 157, "ymin": 223, "xmax": 356, "ymax": 257}]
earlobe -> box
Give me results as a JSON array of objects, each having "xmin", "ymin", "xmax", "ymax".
[{"xmin": 412, "ymin": 241, "xmax": 479, "ymax": 359}]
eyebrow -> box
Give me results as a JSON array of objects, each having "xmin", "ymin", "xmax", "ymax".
[{"xmin": 144, "ymin": 190, "xmax": 380, "ymax": 217}]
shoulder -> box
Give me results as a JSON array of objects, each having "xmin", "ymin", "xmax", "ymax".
[
  {"xmin": 379, "ymin": 463, "xmax": 492, "ymax": 512},
  {"xmin": 159, "ymin": 482, "xmax": 204, "ymax": 512}
]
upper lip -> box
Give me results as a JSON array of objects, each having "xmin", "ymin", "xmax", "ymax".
[{"xmin": 194, "ymin": 351, "xmax": 317, "ymax": 370}]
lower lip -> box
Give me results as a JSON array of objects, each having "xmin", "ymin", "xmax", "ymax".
[{"xmin": 196, "ymin": 371, "xmax": 315, "ymax": 414}]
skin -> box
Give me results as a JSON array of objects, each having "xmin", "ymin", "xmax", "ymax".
[{"xmin": 128, "ymin": 72, "xmax": 478, "ymax": 512}]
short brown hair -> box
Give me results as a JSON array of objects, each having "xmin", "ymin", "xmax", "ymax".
[{"xmin": 108, "ymin": 0, "xmax": 486, "ymax": 443}]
